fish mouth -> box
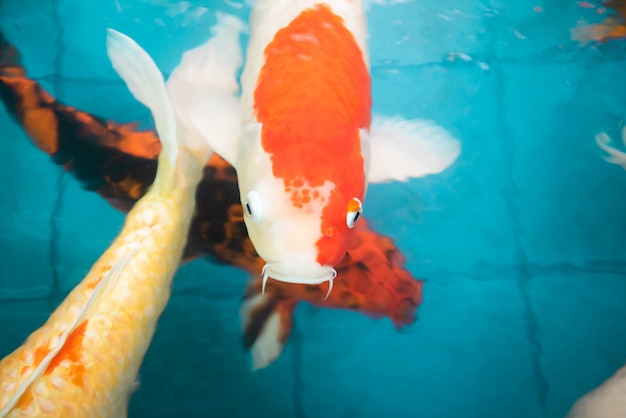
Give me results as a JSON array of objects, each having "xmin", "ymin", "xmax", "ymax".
[{"xmin": 261, "ymin": 264, "xmax": 337, "ymax": 300}]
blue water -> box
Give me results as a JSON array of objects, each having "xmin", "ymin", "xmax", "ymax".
[{"xmin": 1, "ymin": 1, "xmax": 626, "ymax": 417}]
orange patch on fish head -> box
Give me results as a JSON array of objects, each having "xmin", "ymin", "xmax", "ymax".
[
  {"xmin": 316, "ymin": 179, "xmax": 365, "ymax": 267},
  {"xmin": 252, "ymin": 4, "xmax": 371, "ymax": 276}
]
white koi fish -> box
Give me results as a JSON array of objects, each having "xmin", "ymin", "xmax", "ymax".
[
  {"xmin": 173, "ymin": 3, "xmax": 461, "ymax": 296},
  {"xmin": 0, "ymin": 17, "xmax": 240, "ymax": 416}
]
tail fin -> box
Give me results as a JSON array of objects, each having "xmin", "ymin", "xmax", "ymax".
[
  {"xmin": 165, "ymin": 13, "xmax": 244, "ymax": 166},
  {"xmin": 240, "ymin": 278, "xmax": 296, "ymax": 370},
  {"xmin": 106, "ymin": 30, "xmax": 179, "ymax": 167},
  {"xmin": 105, "ymin": 29, "xmax": 213, "ymax": 193}
]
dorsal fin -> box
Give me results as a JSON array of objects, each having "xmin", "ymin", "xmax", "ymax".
[{"xmin": 165, "ymin": 13, "xmax": 244, "ymax": 166}]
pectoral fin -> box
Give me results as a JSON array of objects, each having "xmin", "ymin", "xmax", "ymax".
[
  {"xmin": 166, "ymin": 13, "xmax": 244, "ymax": 166},
  {"xmin": 367, "ymin": 116, "xmax": 461, "ymax": 183}
]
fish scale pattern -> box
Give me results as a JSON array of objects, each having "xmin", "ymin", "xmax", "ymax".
[
  {"xmin": 0, "ymin": 148, "xmax": 203, "ymax": 417},
  {"xmin": 1, "ymin": 1, "xmax": 626, "ymax": 418}
]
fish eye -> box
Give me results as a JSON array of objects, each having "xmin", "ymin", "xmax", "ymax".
[
  {"xmin": 346, "ymin": 197, "xmax": 363, "ymax": 229},
  {"xmin": 245, "ymin": 191, "xmax": 264, "ymax": 222}
]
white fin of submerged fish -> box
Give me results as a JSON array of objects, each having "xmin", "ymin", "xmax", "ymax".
[
  {"xmin": 166, "ymin": 13, "xmax": 244, "ymax": 166},
  {"xmin": 0, "ymin": 251, "xmax": 135, "ymax": 418},
  {"xmin": 596, "ymin": 127, "xmax": 626, "ymax": 169},
  {"xmin": 367, "ymin": 116, "xmax": 461, "ymax": 183},
  {"xmin": 239, "ymin": 291, "xmax": 284, "ymax": 371},
  {"xmin": 566, "ymin": 362, "xmax": 626, "ymax": 418},
  {"xmin": 107, "ymin": 27, "xmax": 216, "ymax": 193},
  {"xmin": 106, "ymin": 29, "xmax": 179, "ymax": 168},
  {"xmin": 250, "ymin": 311, "xmax": 282, "ymax": 371}
]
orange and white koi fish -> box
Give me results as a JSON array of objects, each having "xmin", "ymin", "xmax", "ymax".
[
  {"xmin": 184, "ymin": 3, "xmax": 460, "ymax": 295},
  {"xmin": 566, "ymin": 362, "xmax": 626, "ymax": 418},
  {"xmin": 238, "ymin": 0, "xmax": 371, "ymax": 294},
  {"xmin": 0, "ymin": 19, "xmax": 233, "ymax": 415},
  {"xmin": 596, "ymin": 123, "xmax": 626, "ymax": 168}
]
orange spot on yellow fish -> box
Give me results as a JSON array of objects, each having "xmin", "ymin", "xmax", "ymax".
[
  {"xmin": 15, "ymin": 389, "xmax": 34, "ymax": 411},
  {"xmin": 45, "ymin": 319, "xmax": 88, "ymax": 387},
  {"xmin": 85, "ymin": 263, "xmax": 115, "ymax": 290},
  {"xmin": 34, "ymin": 345, "xmax": 50, "ymax": 364},
  {"xmin": 18, "ymin": 344, "xmax": 52, "ymax": 377},
  {"xmin": 253, "ymin": 4, "xmax": 371, "ymax": 266},
  {"xmin": 14, "ymin": 342, "xmax": 55, "ymax": 409},
  {"xmin": 86, "ymin": 279, "xmax": 100, "ymax": 291}
]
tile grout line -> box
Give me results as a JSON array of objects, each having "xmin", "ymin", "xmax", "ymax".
[
  {"xmin": 46, "ymin": 0, "xmax": 66, "ymax": 312},
  {"xmin": 490, "ymin": 54, "xmax": 550, "ymax": 417}
]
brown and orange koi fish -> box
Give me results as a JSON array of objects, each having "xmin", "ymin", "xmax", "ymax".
[
  {"xmin": 0, "ymin": 30, "xmax": 422, "ymax": 372},
  {"xmin": 571, "ymin": 0, "xmax": 626, "ymax": 44}
]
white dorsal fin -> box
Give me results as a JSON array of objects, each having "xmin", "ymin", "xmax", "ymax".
[
  {"xmin": 166, "ymin": 13, "xmax": 244, "ymax": 166},
  {"xmin": 106, "ymin": 29, "xmax": 179, "ymax": 168},
  {"xmin": 0, "ymin": 251, "xmax": 135, "ymax": 418},
  {"xmin": 368, "ymin": 116, "xmax": 461, "ymax": 183}
]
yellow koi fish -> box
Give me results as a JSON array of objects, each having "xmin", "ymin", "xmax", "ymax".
[{"xmin": 0, "ymin": 18, "xmax": 237, "ymax": 416}]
